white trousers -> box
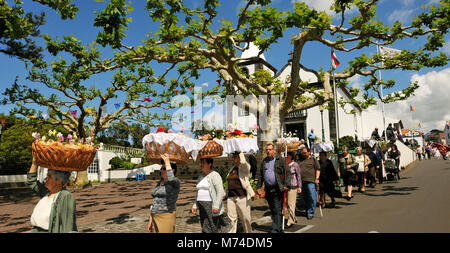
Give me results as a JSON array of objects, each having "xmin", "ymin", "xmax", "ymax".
[{"xmin": 227, "ymin": 196, "xmax": 252, "ymax": 233}]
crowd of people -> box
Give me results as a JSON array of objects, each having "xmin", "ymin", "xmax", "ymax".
[{"xmin": 26, "ymin": 125, "xmax": 444, "ymax": 234}]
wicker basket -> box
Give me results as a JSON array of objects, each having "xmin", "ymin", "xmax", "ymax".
[
  {"xmin": 32, "ymin": 141, "xmax": 96, "ymax": 172},
  {"xmin": 277, "ymin": 141, "xmax": 300, "ymax": 152},
  {"xmin": 197, "ymin": 140, "xmax": 223, "ymax": 160},
  {"xmin": 145, "ymin": 141, "xmax": 192, "ymax": 166}
]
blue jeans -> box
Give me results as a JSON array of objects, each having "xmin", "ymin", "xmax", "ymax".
[{"xmin": 301, "ymin": 182, "xmax": 317, "ymax": 218}]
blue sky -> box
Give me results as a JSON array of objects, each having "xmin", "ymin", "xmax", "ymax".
[{"xmin": 0, "ymin": 0, "xmax": 449, "ymax": 134}]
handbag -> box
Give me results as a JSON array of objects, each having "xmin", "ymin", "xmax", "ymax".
[{"xmin": 259, "ymin": 182, "xmax": 266, "ymax": 198}]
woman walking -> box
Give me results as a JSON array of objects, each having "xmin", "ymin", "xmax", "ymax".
[
  {"xmin": 285, "ymin": 152, "xmax": 301, "ymax": 228},
  {"xmin": 339, "ymin": 146, "xmax": 358, "ymax": 201},
  {"xmin": 366, "ymin": 147, "xmax": 379, "ymax": 188},
  {"xmin": 416, "ymin": 145, "xmax": 423, "ymax": 161},
  {"xmin": 388, "ymin": 145, "xmax": 401, "ymax": 180},
  {"xmin": 225, "ymin": 152, "xmax": 255, "ymax": 233},
  {"xmin": 318, "ymin": 151, "xmax": 338, "ymax": 208},
  {"xmin": 147, "ymin": 153, "xmax": 181, "ymax": 233},
  {"xmin": 27, "ymin": 159, "xmax": 77, "ymax": 233},
  {"xmin": 192, "ymin": 158, "xmax": 226, "ymax": 233},
  {"xmin": 354, "ymin": 147, "xmax": 371, "ymax": 193}
]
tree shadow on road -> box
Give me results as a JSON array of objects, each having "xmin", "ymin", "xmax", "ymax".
[
  {"xmin": 0, "ymin": 188, "xmax": 38, "ymax": 204},
  {"xmin": 364, "ymin": 185, "xmax": 419, "ymax": 197},
  {"xmin": 185, "ymin": 215, "xmax": 200, "ymax": 224},
  {"xmin": 105, "ymin": 213, "xmax": 132, "ymax": 225}
]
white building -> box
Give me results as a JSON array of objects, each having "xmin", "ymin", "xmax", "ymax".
[{"xmin": 230, "ymin": 42, "xmax": 403, "ymax": 144}]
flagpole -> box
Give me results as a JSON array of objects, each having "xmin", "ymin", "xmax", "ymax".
[
  {"xmin": 334, "ymin": 72, "xmax": 340, "ymax": 150},
  {"xmin": 377, "ymin": 44, "xmax": 387, "ymax": 143},
  {"xmin": 331, "ymin": 49, "xmax": 342, "ymax": 191}
]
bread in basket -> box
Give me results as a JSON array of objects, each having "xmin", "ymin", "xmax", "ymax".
[{"xmin": 197, "ymin": 140, "xmax": 223, "ymax": 160}]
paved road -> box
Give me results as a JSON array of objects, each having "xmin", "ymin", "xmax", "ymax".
[
  {"xmin": 303, "ymin": 158, "xmax": 450, "ymax": 233},
  {"xmin": 2, "ymin": 158, "xmax": 448, "ymax": 233}
]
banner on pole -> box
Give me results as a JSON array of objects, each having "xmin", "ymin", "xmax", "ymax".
[
  {"xmin": 380, "ymin": 46, "xmax": 401, "ymax": 59},
  {"xmin": 331, "ymin": 50, "xmax": 340, "ymax": 69}
]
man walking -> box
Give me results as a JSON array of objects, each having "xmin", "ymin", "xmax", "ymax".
[
  {"xmin": 298, "ymin": 147, "xmax": 320, "ymax": 220},
  {"xmin": 257, "ymin": 144, "xmax": 290, "ymax": 233},
  {"xmin": 386, "ymin": 123, "xmax": 395, "ymax": 142},
  {"xmin": 371, "ymin": 128, "xmax": 381, "ymax": 141},
  {"xmin": 375, "ymin": 145, "xmax": 385, "ymax": 184}
]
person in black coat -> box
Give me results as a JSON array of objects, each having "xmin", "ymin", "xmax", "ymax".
[
  {"xmin": 248, "ymin": 154, "xmax": 258, "ymax": 180},
  {"xmin": 318, "ymin": 152, "xmax": 338, "ymax": 208},
  {"xmin": 366, "ymin": 147, "xmax": 379, "ymax": 188},
  {"xmin": 371, "ymin": 128, "xmax": 381, "ymax": 141},
  {"xmin": 375, "ymin": 146, "xmax": 385, "ymax": 184}
]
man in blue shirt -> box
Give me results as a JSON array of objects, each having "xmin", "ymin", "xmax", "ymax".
[
  {"xmin": 308, "ymin": 129, "xmax": 315, "ymax": 148},
  {"xmin": 257, "ymin": 143, "xmax": 290, "ymax": 233}
]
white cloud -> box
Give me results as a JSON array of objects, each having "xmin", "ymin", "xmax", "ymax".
[
  {"xmin": 368, "ymin": 68, "xmax": 450, "ymax": 132},
  {"xmin": 291, "ymin": 0, "xmax": 358, "ymax": 17},
  {"xmin": 349, "ymin": 74, "xmax": 362, "ymax": 90},
  {"xmin": 292, "ymin": 0, "xmax": 333, "ymax": 15},
  {"xmin": 400, "ymin": 0, "xmax": 415, "ymax": 6},
  {"xmin": 388, "ymin": 8, "xmax": 415, "ymax": 24}
]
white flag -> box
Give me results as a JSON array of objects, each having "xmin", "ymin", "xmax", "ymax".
[{"xmin": 379, "ymin": 46, "xmax": 401, "ymax": 58}]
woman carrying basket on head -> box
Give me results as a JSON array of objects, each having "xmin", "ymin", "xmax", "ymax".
[
  {"xmin": 27, "ymin": 159, "xmax": 77, "ymax": 233},
  {"xmin": 147, "ymin": 153, "xmax": 181, "ymax": 233},
  {"xmin": 225, "ymin": 152, "xmax": 255, "ymax": 233}
]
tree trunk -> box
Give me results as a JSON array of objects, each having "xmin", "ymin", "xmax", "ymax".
[
  {"xmin": 74, "ymin": 170, "xmax": 90, "ymax": 186},
  {"xmin": 259, "ymin": 101, "xmax": 284, "ymax": 154},
  {"xmin": 74, "ymin": 132, "xmax": 95, "ymax": 186}
]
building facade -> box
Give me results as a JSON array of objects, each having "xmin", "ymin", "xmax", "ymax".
[{"xmin": 230, "ymin": 42, "xmax": 403, "ymax": 144}]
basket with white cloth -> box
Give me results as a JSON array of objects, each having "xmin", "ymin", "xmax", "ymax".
[
  {"xmin": 142, "ymin": 132, "xmax": 200, "ymax": 165},
  {"xmin": 311, "ymin": 142, "xmax": 335, "ymax": 153}
]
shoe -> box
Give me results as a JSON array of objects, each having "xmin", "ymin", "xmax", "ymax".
[
  {"xmin": 286, "ymin": 224, "xmax": 294, "ymax": 228},
  {"xmin": 307, "ymin": 216, "xmax": 314, "ymax": 220},
  {"xmin": 345, "ymin": 196, "xmax": 351, "ymax": 201}
]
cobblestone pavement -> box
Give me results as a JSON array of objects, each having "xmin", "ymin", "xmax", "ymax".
[
  {"xmin": 0, "ymin": 178, "xmax": 276, "ymax": 233},
  {"xmin": 77, "ymin": 196, "xmax": 274, "ymax": 233}
]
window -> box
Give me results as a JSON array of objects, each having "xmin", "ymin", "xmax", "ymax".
[
  {"xmin": 242, "ymin": 67, "xmax": 249, "ymax": 78},
  {"xmin": 87, "ymin": 152, "xmax": 99, "ymax": 174},
  {"xmin": 328, "ymin": 108, "xmax": 337, "ymax": 140},
  {"xmin": 255, "ymin": 63, "xmax": 263, "ymax": 71},
  {"xmin": 238, "ymin": 104, "xmax": 249, "ymax": 116}
]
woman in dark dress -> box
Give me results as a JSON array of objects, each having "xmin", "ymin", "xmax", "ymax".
[
  {"xmin": 388, "ymin": 144, "xmax": 401, "ymax": 180},
  {"xmin": 319, "ymin": 152, "xmax": 338, "ymax": 208}
]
